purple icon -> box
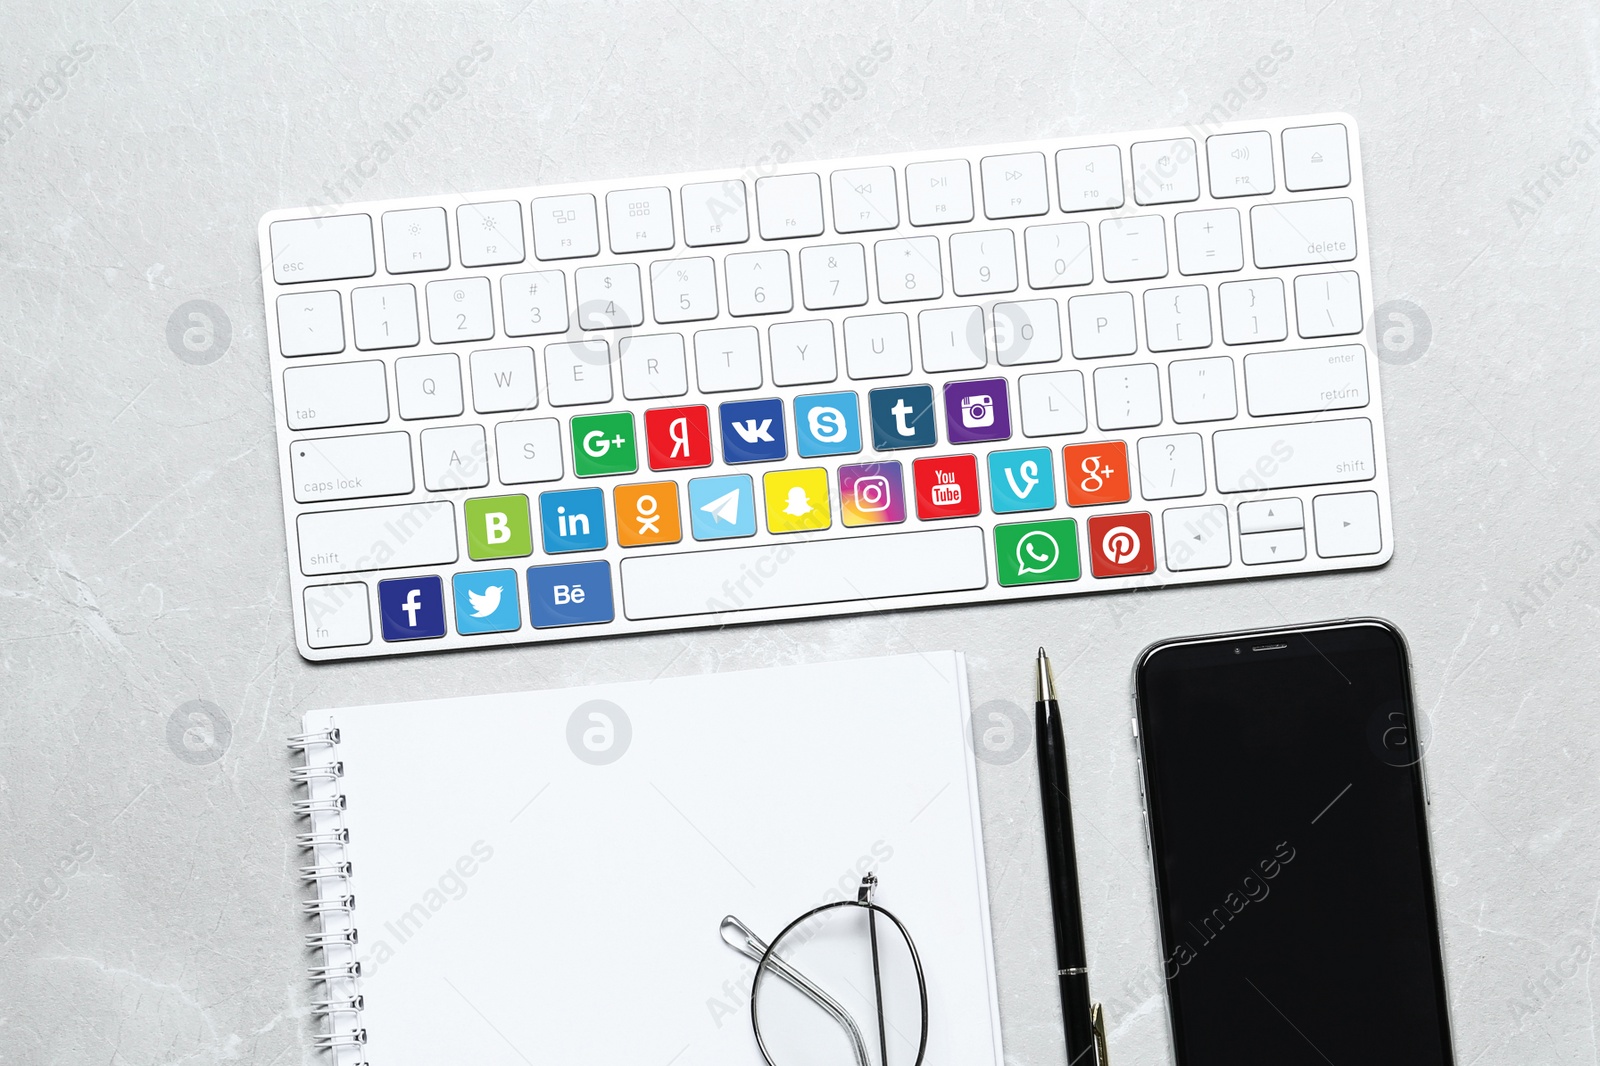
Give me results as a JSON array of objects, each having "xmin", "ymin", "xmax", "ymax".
[
  {"xmin": 943, "ymin": 378, "xmax": 1012, "ymax": 444},
  {"xmin": 840, "ymin": 461, "xmax": 907, "ymax": 526}
]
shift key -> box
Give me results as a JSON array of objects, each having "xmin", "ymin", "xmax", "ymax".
[
  {"xmin": 297, "ymin": 501, "xmax": 457, "ymax": 575},
  {"xmin": 1212, "ymin": 417, "xmax": 1374, "ymax": 493}
]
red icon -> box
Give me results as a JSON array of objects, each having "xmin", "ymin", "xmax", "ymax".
[
  {"xmin": 1087, "ymin": 512, "xmax": 1155, "ymax": 577},
  {"xmin": 644, "ymin": 405, "xmax": 712, "ymax": 470},
  {"xmin": 913, "ymin": 454, "xmax": 981, "ymax": 519},
  {"xmin": 1062, "ymin": 441, "xmax": 1131, "ymax": 507}
]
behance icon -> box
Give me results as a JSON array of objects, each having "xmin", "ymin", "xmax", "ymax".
[
  {"xmin": 793, "ymin": 392, "xmax": 862, "ymax": 458},
  {"xmin": 452, "ymin": 568, "xmax": 522, "ymax": 635}
]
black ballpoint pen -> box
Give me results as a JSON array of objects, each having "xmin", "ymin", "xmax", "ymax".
[{"xmin": 1036, "ymin": 647, "xmax": 1109, "ymax": 1066}]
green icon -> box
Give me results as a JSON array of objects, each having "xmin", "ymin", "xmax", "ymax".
[
  {"xmin": 994, "ymin": 518, "xmax": 1080, "ymax": 587},
  {"xmin": 465, "ymin": 495, "xmax": 532, "ymax": 560},
  {"xmin": 570, "ymin": 412, "xmax": 638, "ymax": 477}
]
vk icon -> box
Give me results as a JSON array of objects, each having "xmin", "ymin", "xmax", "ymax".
[
  {"xmin": 793, "ymin": 392, "xmax": 862, "ymax": 458},
  {"xmin": 452, "ymin": 569, "xmax": 522, "ymax": 635},
  {"xmin": 868, "ymin": 385, "xmax": 936, "ymax": 450},
  {"xmin": 688, "ymin": 474, "xmax": 756, "ymax": 540},
  {"xmin": 539, "ymin": 487, "xmax": 608, "ymax": 553},
  {"xmin": 988, "ymin": 447, "xmax": 1057, "ymax": 514},
  {"xmin": 377, "ymin": 576, "xmax": 446, "ymax": 641},
  {"xmin": 719, "ymin": 398, "xmax": 787, "ymax": 464}
]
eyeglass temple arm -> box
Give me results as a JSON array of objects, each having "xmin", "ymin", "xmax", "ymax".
[{"xmin": 720, "ymin": 915, "xmax": 873, "ymax": 1066}]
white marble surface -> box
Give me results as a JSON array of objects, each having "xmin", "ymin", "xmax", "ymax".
[{"xmin": 2, "ymin": 2, "xmax": 1597, "ymax": 1063}]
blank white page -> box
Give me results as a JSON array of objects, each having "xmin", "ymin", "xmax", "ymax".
[{"xmin": 305, "ymin": 651, "xmax": 1002, "ymax": 1065}]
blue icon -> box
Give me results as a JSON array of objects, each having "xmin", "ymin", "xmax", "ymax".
[
  {"xmin": 719, "ymin": 398, "xmax": 787, "ymax": 463},
  {"xmin": 868, "ymin": 385, "xmax": 936, "ymax": 450},
  {"xmin": 527, "ymin": 560, "xmax": 614, "ymax": 628},
  {"xmin": 793, "ymin": 392, "xmax": 863, "ymax": 458},
  {"xmin": 377, "ymin": 576, "xmax": 446, "ymax": 641},
  {"xmin": 688, "ymin": 474, "xmax": 756, "ymax": 540},
  {"xmin": 452, "ymin": 569, "xmax": 522, "ymax": 635},
  {"xmin": 539, "ymin": 487, "xmax": 608, "ymax": 553},
  {"xmin": 987, "ymin": 447, "xmax": 1057, "ymax": 514}
]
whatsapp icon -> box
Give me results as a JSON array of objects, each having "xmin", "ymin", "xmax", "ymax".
[{"xmin": 994, "ymin": 518, "xmax": 1081, "ymax": 587}]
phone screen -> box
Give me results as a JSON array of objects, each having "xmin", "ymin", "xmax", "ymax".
[{"xmin": 1135, "ymin": 621, "xmax": 1453, "ymax": 1064}]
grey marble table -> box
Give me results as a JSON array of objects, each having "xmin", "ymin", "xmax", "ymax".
[{"xmin": 2, "ymin": 2, "xmax": 1596, "ymax": 1063}]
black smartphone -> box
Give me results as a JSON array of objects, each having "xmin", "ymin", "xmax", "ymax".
[{"xmin": 1133, "ymin": 619, "xmax": 1454, "ymax": 1065}]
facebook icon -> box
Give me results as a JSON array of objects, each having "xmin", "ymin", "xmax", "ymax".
[{"xmin": 378, "ymin": 576, "xmax": 446, "ymax": 641}]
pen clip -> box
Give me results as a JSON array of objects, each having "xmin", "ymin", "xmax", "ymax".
[{"xmin": 1091, "ymin": 1002, "xmax": 1109, "ymax": 1066}]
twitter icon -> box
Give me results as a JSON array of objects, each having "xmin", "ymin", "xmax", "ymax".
[{"xmin": 452, "ymin": 569, "xmax": 521, "ymax": 635}]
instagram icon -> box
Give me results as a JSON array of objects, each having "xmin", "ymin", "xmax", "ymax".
[{"xmin": 839, "ymin": 462, "xmax": 906, "ymax": 527}]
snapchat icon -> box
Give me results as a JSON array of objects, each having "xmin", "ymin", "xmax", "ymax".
[{"xmin": 762, "ymin": 468, "xmax": 831, "ymax": 534}]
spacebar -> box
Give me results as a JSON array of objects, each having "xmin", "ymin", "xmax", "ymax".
[{"xmin": 619, "ymin": 527, "xmax": 988, "ymax": 620}]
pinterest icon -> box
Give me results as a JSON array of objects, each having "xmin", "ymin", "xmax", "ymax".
[{"xmin": 1087, "ymin": 513, "xmax": 1155, "ymax": 577}]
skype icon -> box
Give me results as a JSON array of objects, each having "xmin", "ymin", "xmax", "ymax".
[{"xmin": 794, "ymin": 391, "xmax": 862, "ymax": 457}]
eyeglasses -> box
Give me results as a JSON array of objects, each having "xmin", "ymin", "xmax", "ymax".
[{"xmin": 721, "ymin": 873, "xmax": 929, "ymax": 1066}]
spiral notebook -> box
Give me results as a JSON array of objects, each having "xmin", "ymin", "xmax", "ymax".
[{"xmin": 293, "ymin": 652, "xmax": 1003, "ymax": 1065}]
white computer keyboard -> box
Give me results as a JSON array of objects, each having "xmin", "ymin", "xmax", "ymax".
[{"xmin": 259, "ymin": 111, "xmax": 1391, "ymax": 661}]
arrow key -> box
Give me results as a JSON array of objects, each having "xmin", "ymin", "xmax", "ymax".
[
  {"xmin": 1241, "ymin": 528, "xmax": 1306, "ymax": 565},
  {"xmin": 1238, "ymin": 496, "xmax": 1304, "ymax": 533}
]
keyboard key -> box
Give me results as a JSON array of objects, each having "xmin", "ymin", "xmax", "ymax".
[
  {"xmin": 619, "ymin": 526, "xmax": 986, "ymax": 619},
  {"xmin": 382, "ymin": 207, "xmax": 450, "ymax": 273},
  {"xmin": 1168, "ymin": 356, "xmax": 1237, "ymax": 423},
  {"xmin": 980, "ymin": 152, "xmax": 1049, "ymax": 219},
  {"xmin": 495, "ymin": 418, "xmax": 564, "ymax": 483},
  {"xmin": 606, "ymin": 187, "xmax": 674, "ymax": 253},
  {"xmin": 831, "ymin": 166, "xmax": 898, "ymax": 232},
  {"xmin": 269, "ymin": 213, "xmax": 375, "ymax": 284},
  {"xmin": 421, "ymin": 424, "xmax": 489, "ymax": 490},
  {"xmin": 378, "ymin": 575, "xmax": 447, "ymax": 641},
  {"xmin": 276, "ymin": 291, "xmax": 345, "ymax": 357},
  {"xmin": 913, "ymin": 454, "xmax": 981, "ymax": 518},
  {"xmin": 994, "ymin": 299, "xmax": 1063, "ymax": 366},
  {"xmin": 769, "ymin": 320, "xmax": 838, "ymax": 386},
  {"xmin": 1212, "ymin": 418, "xmax": 1375, "ymax": 492},
  {"xmin": 1143, "ymin": 285, "xmax": 1211, "ymax": 352},
  {"xmin": 905, "ymin": 160, "xmax": 974, "ymax": 225},
  {"xmin": 1056, "ymin": 146, "xmax": 1124, "ymax": 211},
  {"xmin": 620, "ymin": 334, "xmax": 689, "ymax": 400},
  {"xmin": 1294, "ymin": 271, "xmax": 1363, "ymax": 338},
  {"xmin": 457, "ymin": 201, "xmax": 525, "ymax": 267},
  {"xmin": 944, "ymin": 377, "xmax": 1012, "ymax": 444},
  {"xmin": 1094, "ymin": 363, "xmax": 1162, "ymax": 430},
  {"xmin": 1086, "ymin": 511, "xmax": 1154, "ymax": 576},
  {"xmin": 875, "ymin": 236, "xmax": 943, "ymax": 302},
  {"xmin": 470, "ymin": 347, "xmax": 537, "ymax": 414},
  {"xmin": 297, "ymin": 501, "xmax": 457, "ymax": 576},
  {"xmin": 987, "ymin": 446, "xmax": 1056, "ymax": 513},
  {"xmin": 799, "ymin": 243, "xmax": 869, "ymax": 309},
  {"xmin": 289, "ymin": 431, "xmax": 413, "ymax": 504},
  {"xmin": 844, "ymin": 313, "xmax": 913, "ymax": 379},
  {"xmin": 464, "ymin": 494, "xmax": 533, "ymax": 560},
  {"xmin": 1067, "ymin": 292, "xmax": 1137, "ymax": 359},
  {"xmin": 527, "ymin": 560, "xmax": 614, "ymax": 627},
  {"xmin": 575, "ymin": 264, "xmax": 644, "ymax": 329},
  {"xmin": 839, "ymin": 461, "xmax": 907, "ymax": 526},
  {"xmin": 452, "ymin": 568, "xmax": 522, "ymax": 634},
  {"xmin": 283, "ymin": 360, "xmax": 388, "ymax": 430},
  {"xmin": 719, "ymin": 397, "xmax": 786, "ymax": 463},
  {"xmin": 1162, "ymin": 504, "xmax": 1231, "ymax": 570},
  {"xmin": 1130, "ymin": 138, "xmax": 1200, "ymax": 204},
  {"xmin": 644, "ymin": 405, "xmax": 713, "ymax": 470},
  {"xmin": 755, "ymin": 173, "xmax": 825, "ymax": 239},
  {"xmin": 614, "ymin": 481, "xmax": 683, "ymax": 547},
  {"xmin": 1063, "ymin": 441, "xmax": 1130, "ymax": 506},
  {"xmin": 793, "ymin": 392, "xmax": 863, "ymax": 457},
  {"xmin": 694, "ymin": 326, "xmax": 762, "ymax": 392},
  {"xmin": 950, "ymin": 230, "xmax": 1018, "ymax": 296},
  {"xmin": 868, "ymin": 385, "xmax": 936, "ymax": 450},
  {"xmin": 725, "ymin": 250, "xmax": 793, "ymax": 316},
  {"xmin": 303, "ymin": 583, "xmax": 372, "ymax": 649},
  {"xmin": 688, "ymin": 474, "xmax": 756, "ymax": 539},
  {"xmin": 351, "ymin": 284, "xmax": 420, "ymax": 350},
  {"xmin": 1218, "ymin": 278, "xmax": 1287, "ymax": 344},
  {"xmin": 1283, "ymin": 124, "xmax": 1351, "ymax": 191},
  {"xmin": 425, "ymin": 277, "xmax": 494, "ymax": 344},
  {"xmin": 539, "ymin": 486, "xmax": 608, "ymax": 551},
  {"xmin": 501, "ymin": 271, "xmax": 569, "ymax": 337},
  {"xmin": 1175, "ymin": 208, "xmax": 1243, "ymax": 275},
  {"xmin": 1018, "ymin": 371, "xmax": 1087, "ymax": 437},
  {"xmin": 1245, "ymin": 344, "xmax": 1369, "ymax": 417},
  {"xmin": 1136, "ymin": 433, "xmax": 1205, "ymax": 499},
  {"xmin": 1251, "ymin": 199, "xmax": 1357, "ymax": 268},
  {"xmin": 918, "ymin": 306, "xmax": 987, "ymax": 373},
  {"xmin": 1239, "ymin": 497, "xmax": 1304, "ymax": 534},
  {"xmin": 1100, "ymin": 216, "xmax": 1167, "ymax": 282},
  {"xmin": 544, "ymin": 341, "xmax": 614, "ymax": 406},
  {"xmin": 1240, "ymin": 528, "xmax": 1306, "ymax": 565},
  {"xmin": 570, "ymin": 411, "xmax": 638, "ymax": 477},
  {"xmin": 1024, "ymin": 223, "xmax": 1093, "ymax": 289},
  {"xmin": 651, "ymin": 256, "xmax": 719, "ymax": 323},
  {"xmin": 681, "ymin": 180, "xmax": 749, "ymax": 246},
  {"xmin": 763, "ymin": 468, "xmax": 831, "ymax": 533},
  {"xmin": 1205, "ymin": 132, "xmax": 1274, "ymax": 197},
  {"xmin": 531, "ymin": 193, "xmax": 600, "ymax": 260},
  {"xmin": 1313, "ymin": 490, "xmax": 1381, "ymax": 557},
  {"xmin": 994, "ymin": 518, "xmax": 1080, "ymax": 586},
  {"xmin": 396, "ymin": 353, "xmax": 464, "ymax": 419}
]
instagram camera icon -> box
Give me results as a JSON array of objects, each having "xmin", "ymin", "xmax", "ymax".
[
  {"xmin": 840, "ymin": 462, "xmax": 906, "ymax": 526},
  {"xmin": 960, "ymin": 394, "xmax": 995, "ymax": 429}
]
